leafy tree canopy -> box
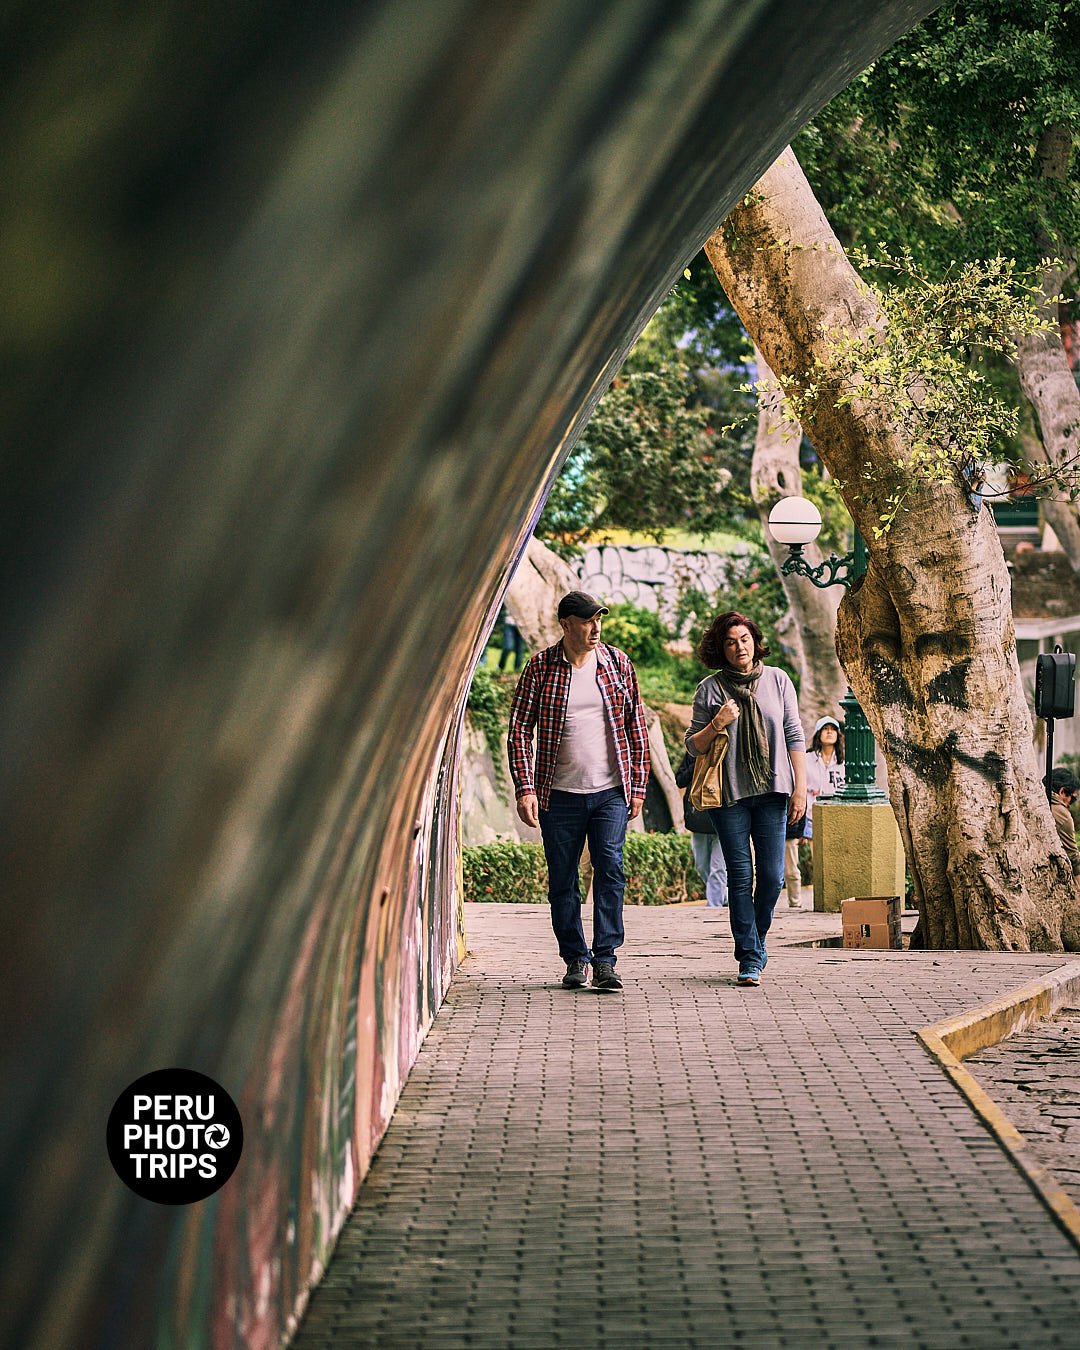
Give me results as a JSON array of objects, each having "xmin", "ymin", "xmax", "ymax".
[
  {"xmin": 536, "ymin": 357, "xmax": 754, "ymax": 555},
  {"xmin": 795, "ymin": 0, "xmax": 1080, "ymax": 270}
]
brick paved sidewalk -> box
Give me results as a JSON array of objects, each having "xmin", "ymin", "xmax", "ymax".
[{"xmin": 294, "ymin": 905, "xmax": 1080, "ymax": 1348}]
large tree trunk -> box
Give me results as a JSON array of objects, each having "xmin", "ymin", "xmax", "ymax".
[
  {"xmin": 751, "ymin": 344, "xmax": 846, "ymax": 730},
  {"xmin": 705, "ymin": 149, "xmax": 1076, "ymax": 950},
  {"xmin": 1013, "ymin": 124, "xmax": 1080, "ymax": 571}
]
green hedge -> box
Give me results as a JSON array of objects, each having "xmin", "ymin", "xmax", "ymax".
[
  {"xmin": 463, "ymin": 832, "xmax": 703, "ymax": 905},
  {"xmin": 622, "ymin": 832, "xmax": 703, "ymax": 905},
  {"xmin": 463, "ymin": 840, "xmax": 552, "ymax": 904}
]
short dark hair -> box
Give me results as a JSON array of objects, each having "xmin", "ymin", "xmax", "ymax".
[
  {"xmin": 697, "ymin": 611, "xmax": 769, "ymax": 670},
  {"xmin": 1051, "ymin": 767, "xmax": 1079, "ymax": 795}
]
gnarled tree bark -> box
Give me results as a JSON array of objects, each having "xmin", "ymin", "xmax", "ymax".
[{"xmin": 706, "ymin": 149, "xmax": 1077, "ymax": 950}]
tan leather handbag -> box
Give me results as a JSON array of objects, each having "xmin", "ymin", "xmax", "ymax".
[{"xmin": 688, "ymin": 729, "xmax": 728, "ymax": 812}]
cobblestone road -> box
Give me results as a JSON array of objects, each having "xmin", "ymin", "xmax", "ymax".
[
  {"xmin": 967, "ymin": 1007, "xmax": 1080, "ymax": 1212},
  {"xmin": 294, "ymin": 904, "xmax": 1080, "ymax": 1348}
]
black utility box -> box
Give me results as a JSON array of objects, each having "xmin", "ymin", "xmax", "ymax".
[{"xmin": 1035, "ymin": 650, "xmax": 1076, "ymax": 719}]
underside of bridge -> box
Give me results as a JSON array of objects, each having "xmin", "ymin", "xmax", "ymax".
[{"xmin": 1, "ymin": 3, "xmax": 935, "ymax": 1345}]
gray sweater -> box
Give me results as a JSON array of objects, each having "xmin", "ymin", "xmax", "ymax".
[{"xmin": 685, "ymin": 665, "xmax": 805, "ymax": 805}]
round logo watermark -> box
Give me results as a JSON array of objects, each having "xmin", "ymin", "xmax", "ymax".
[{"xmin": 107, "ymin": 1068, "xmax": 243, "ymax": 1204}]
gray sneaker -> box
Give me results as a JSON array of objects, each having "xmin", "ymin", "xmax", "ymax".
[
  {"xmin": 562, "ymin": 959, "xmax": 589, "ymax": 989},
  {"xmin": 592, "ymin": 962, "xmax": 623, "ymax": 992}
]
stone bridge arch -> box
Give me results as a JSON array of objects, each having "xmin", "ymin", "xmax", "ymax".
[{"xmin": 1, "ymin": 3, "xmax": 934, "ymax": 1345}]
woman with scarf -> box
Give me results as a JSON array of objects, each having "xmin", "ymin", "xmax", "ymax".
[{"xmin": 685, "ymin": 611, "xmax": 805, "ymax": 986}]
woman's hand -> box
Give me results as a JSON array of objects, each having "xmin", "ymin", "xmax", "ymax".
[
  {"xmin": 711, "ymin": 698, "xmax": 739, "ymax": 731},
  {"xmin": 788, "ymin": 787, "xmax": 806, "ymax": 824}
]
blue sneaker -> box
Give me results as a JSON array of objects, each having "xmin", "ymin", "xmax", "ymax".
[{"xmin": 737, "ymin": 966, "xmax": 761, "ymax": 987}]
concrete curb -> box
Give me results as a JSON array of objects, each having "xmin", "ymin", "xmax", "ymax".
[{"xmin": 917, "ymin": 960, "xmax": 1080, "ymax": 1253}]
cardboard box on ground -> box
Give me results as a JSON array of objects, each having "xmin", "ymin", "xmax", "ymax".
[{"xmin": 842, "ymin": 896, "xmax": 902, "ymax": 950}]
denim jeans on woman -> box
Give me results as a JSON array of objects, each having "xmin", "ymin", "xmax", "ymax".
[
  {"xmin": 708, "ymin": 792, "xmax": 788, "ymax": 970},
  {"xmin": 539, "ymin": 787, "xmax": 628, "ymax": 966}
]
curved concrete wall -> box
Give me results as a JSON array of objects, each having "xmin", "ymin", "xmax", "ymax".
[{"xmin": 1, "ymin": 3, "xmax": 934, "ymax": 1345}]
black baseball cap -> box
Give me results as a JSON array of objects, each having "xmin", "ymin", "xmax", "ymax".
[{"xmin": 557, "ymin": 591, "xmax": 609, "ymax": 620}]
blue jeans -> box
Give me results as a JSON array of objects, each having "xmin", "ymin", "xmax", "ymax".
[
  {"xmin": 539, "ymin": 787, "xmax": 628, "ymax": 966},
  {"xmin": 709, "ymin": 792, "xmax": 788, "ymax": 969},
  {"xmin": 691, "ymin": 830, "xmax": 728, "ymax": 907}
]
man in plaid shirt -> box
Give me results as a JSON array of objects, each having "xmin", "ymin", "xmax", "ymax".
[{"xmin": 507, "ymin": 591, "xmax": 650, "ymax": 991}]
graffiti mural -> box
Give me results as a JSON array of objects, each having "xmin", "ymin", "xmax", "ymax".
[{"xmin": 577, "ymin": 544, "xmax": 752, "ymax": 625}]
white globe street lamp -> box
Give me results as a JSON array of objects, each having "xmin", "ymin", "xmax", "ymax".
[
  {"xmin": 765, "ymin": 494, "xmax": 883, "ymax": 803},
  {"xmin": 767, "ymin": 496, "xmax": 822, "ymax": 547}
]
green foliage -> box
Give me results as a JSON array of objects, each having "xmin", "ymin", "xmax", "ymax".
[
  {"xmin": 537, "ymin": 363, "xmax": 730, "ymax": 552},
  {"xmin": 536, "ymin": 312, "xmax": 757, "ymax": 556},
  {"xmin": 621, "ymin": 832, "xmax": 702, "ymax": 905},
  {"xmin": 602, "ymin": 601, "xmax": 710, "ymax": 703},
  {"xmin": 750, "ymin": 248, "xmax": 1064, "ymax": 537},
  {"xmin": 635, "ymin": 658, "xmax": 710, "ymax": 707},
  {"xmin": 463, "ymin": 840, "xmax": 551, "ymax": 904},
  {"xmin": 642, "ymin": 254, "xmax": 750, "ymax": 369},
  {"xmin": 673, "ymin": 550, "xmax": 798, "ymax": 689},
  {"xmin": 600, "ymin": 602, "xmax": 669, "ymax": 667},
  {"xmin": 535, "ymin": 446, "xmax": 598, "ymax": 560},
  {"xmin": 789, "ymin": 0, "xmax": 1080, "ymax": 526},
  {"xmin": 798, "ymin": 463, "xmax": 850, "ymax": 556},
  {"xmin": 462, "ymin": 833, "xmax": 702, "ymax": 905},
  {"xmin": 466, "ymin": 668, "xmax": 517, "ymax": 795},
  {"xmin": 582, "ymin": 364, "xmax": 734, "ymax": 539},
  {"xmin": 797, "ymin": 0, "xmax": 1080, "ymax": 272}
]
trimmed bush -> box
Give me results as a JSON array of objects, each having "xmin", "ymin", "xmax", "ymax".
[
  {"xmin": 600, "ymin": 602, "xmax": 669, "ymax": 667},
  {"xmin": 463, "ymin": 840, "xmax": 553, "ymax": 904},
  {"xmin": 622, "ymin": 832, "xmax": 702, "ymax": 905},
  {"xmin": 463, "ymin": 832, "xmax": 702, "ymax": 905}
]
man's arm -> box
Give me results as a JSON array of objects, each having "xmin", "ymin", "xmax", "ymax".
[
  {"xmin": 507, "ymin": 658, "xmax": 540, "ymax": 826},
  {"xmin": 624, "ymin": 658, "xmax": 650, "ymax": 817}
]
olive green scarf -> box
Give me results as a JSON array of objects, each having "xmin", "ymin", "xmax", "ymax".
[{"xmin": 719, "ymin": 660, "xmax": 772, "ymax": 796}]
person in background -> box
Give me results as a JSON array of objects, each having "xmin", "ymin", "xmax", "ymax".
[
  {"xmin": 1049, "ymin": 767, "xmax": 1080, "ymax": 878},
  {"xmin": 675, "ymin": 751, "xmax": 728, "ymax": 907},
  {"xmin": 498, "ymin": 605, "xmax": 526, "ymax": 671},
  {"xmin": 685, "ymin": 611, "xmax": 805, "ymax": 987},
  {"xmin": 786, "ymin": 715, "xmax": 845, "ymax": 907},
  {"xmin": 507, "ymin": 591, "xmax": 650, "ymax": 992}
]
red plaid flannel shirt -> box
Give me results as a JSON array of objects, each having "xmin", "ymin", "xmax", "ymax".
[{"xmin": 507, "ymin": 641, "xmax": 650, "ymax": 810}]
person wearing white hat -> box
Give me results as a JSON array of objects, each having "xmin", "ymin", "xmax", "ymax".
[{"xmin": 785, "ymin": 715, "xmax": 845, "ymax": 907}]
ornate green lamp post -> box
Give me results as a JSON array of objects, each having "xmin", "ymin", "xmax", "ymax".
[{"xmin": 766, "ymin": 497, "xmax": 886, "ymax": 804}]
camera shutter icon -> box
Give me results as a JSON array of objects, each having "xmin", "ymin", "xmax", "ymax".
[{"xmin": 204, "ymin": 1124, "xmax": 231, "ymax": 1149}]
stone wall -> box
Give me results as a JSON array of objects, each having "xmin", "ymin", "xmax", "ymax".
[{"xmin": 578, "ymin": 543, "xmax": 751, "ymax": 625}]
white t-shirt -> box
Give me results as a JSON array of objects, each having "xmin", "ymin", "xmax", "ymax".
[{"xmin": 550, "ymin": 651, "xmax": 622, "ymax": 793}]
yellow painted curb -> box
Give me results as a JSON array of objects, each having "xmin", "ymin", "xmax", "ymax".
[{"xmin": 917, "ymin": 961, "xmax": 1080, "ymax": 1253}]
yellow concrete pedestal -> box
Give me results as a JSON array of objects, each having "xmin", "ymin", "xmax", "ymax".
[{"xmin": 812, "ymin": 799, "xmax": 905, "ymax": 913}]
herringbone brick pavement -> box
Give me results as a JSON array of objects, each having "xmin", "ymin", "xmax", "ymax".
[{"xmin": 294, "ymin": 904, "xmax": 1080, "ymax": 1348}]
